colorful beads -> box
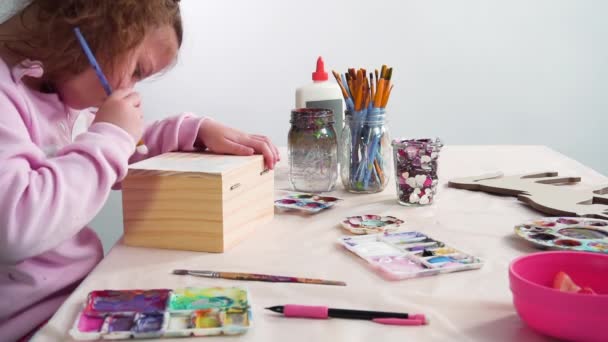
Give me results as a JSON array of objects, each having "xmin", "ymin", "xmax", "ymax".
[{"xmin": 392, "ymin": 138, "xmax": 443, "ymax": 206}]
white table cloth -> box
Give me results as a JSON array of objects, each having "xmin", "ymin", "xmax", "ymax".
[{"xmin": 34, "ymin": 146, "xmax": 606, "ymax": 342}]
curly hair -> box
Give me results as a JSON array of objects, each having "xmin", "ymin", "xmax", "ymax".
[{"xmin": 1, "ymin": 0, "xmax": 182, "ymax": 82}]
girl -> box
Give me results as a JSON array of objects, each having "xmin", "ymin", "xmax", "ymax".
[{"xmin": 0, "ymin": 1, "xmax": 279, "ymax": 340}]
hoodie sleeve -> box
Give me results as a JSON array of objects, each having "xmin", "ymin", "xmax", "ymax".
[
  {"xmin": 0, "ymin": 90, "xmax": 136, "ymax": 264},
  {"xmin": 128, "ymin": 113, "xmax": 207, "ymax": 164}
]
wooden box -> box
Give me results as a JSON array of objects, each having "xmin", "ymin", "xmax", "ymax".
[{"xmin": 122, "ymin": 152, "xmax": 274, "ymax": 253}]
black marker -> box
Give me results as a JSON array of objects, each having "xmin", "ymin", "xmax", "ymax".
[{"xmin": 266, "ymin": 305, "xmax": 428, "ymax": 325}]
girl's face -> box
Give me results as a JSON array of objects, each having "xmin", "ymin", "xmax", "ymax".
[{"xmin": 55, "ymin": 25, "xmax": 179, "ymax": 110}]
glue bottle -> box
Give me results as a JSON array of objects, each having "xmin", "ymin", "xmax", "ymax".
[{"xmin": 295, "ymin": 56, "xmax": 345, "ymax": 136}]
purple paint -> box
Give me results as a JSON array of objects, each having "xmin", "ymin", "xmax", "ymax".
[
  {"xmin": 590, "ymin": 221, "xmax": 608, "ymax": 227},
  {"xmin": 108, "ymin": 315, "xmax": 135, "ymax": 332},
  {"xmin": 134, "ymin": 313, "xmax": 164, "ymax": 333},
  {"xmin": 77, "ymin": 313, "xmax": 104, "ymax": 332},
  {"xmin": 557, "ymin": 218, "xmax": 579, "ymax": 225},
  {"xmin": 277, "ymin": 199, "xmax": 298, "ymax": 204},
  {"xmin": 86, "ymin": 289, "xmax": 170, "ymax": 315}
]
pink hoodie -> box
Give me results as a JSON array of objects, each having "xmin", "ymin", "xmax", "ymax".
[{"xmin": 0, "ymin": 59, "xmax": 206, "ymax": 341}]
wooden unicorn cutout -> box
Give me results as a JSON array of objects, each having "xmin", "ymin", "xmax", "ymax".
[{"xmin": 448, "ymin": 172, "xmax": 608, "ymax": 220}]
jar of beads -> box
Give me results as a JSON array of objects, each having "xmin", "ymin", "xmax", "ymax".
[{"xmin": 392, "ymin": 138, "xmax": 443, "ymax": 206}]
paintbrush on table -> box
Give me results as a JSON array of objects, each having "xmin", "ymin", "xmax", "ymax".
[{"xmin": 172, "ymin": 269, "xmax": 346, "ymax": 286}]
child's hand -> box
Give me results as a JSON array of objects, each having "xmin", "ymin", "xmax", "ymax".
[
  {"xmin": 93, "ymin": 89, "xmax": 144, "ymax": 143},
  {"xmin": 198, "ymin": 119, "xmax": 280, "ymax": 169}
]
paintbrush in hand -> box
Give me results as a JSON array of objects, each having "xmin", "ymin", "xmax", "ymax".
[{"xmin": 172, "ymin": 269, "xmax": 346, "ymax": 286}]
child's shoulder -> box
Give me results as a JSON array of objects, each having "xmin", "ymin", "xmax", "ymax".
[
  {"xmin": 0, "ymin": 57, "xmax": 43, "ymax": 114},
  {"xmin": 0, "ymin": 57, "xmax": 21, "ymax": 96},
  {"xmin": 0, "ymin": 57, "xmax": 34, "ymax": 130},
  {"xmin": 0, "ymin": 56, "xmax": 14, "ymax": 80}
]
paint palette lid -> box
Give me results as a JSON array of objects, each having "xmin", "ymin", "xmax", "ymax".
[
  {"xmin": 274, "ymin": 193, "xmax": 342, "ymax": 213},
  {"xmin": 341, "ymin": 215, "xmax": 405, "ymax": 234},
  {"xmin": 514, "ymin": 217, "xmax": 608, "ymax": 253}
]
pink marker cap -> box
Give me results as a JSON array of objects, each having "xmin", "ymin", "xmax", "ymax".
[
  {"xmin": 284, "ymin": 304, "xmax": 329, "ymax": 319},
  {"xmin": 408, "ymin": 314, "xmax": 427, "ymax": 323},
  {"xmin": 372, "ymin": 318, "xmax": 426, "ymax": 326}
]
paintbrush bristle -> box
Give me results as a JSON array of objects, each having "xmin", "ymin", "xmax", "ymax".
[{"xmin": 172, "ymin": 269, "xmax": 189, "ymax": 275}]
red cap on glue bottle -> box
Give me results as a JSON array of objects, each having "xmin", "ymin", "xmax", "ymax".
[{"xmin": 312, "ymin": 56, "xmax": 329, "ymax": 81}]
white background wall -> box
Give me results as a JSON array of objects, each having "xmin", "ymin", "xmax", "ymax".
[{"xmin": 92, "ymin": 0, "xmax": 608, "ymax": 252}]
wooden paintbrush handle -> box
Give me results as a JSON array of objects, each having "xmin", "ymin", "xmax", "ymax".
[
  {"xmin": 218, "ymin": 272, "xmax": 345, "ymax": 286},
  {"xmin": 219, "ymin": 272, "xmax": 293, "ymax": 282}
]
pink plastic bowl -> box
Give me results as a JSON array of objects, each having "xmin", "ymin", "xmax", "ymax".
[{"xmin": 509, "ymin": 251, "xmax": 608, "ymax": 342}]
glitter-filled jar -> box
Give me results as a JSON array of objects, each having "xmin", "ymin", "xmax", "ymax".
[
  {"xmin": 392, "ymin": 138, "xmax": 443, "ymax": 206},
  {"xmin": 288, "ymin": 108, "xmax": 338, "ymax": 192}
]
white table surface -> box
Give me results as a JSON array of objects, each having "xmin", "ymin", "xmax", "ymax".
[{"xmin": 34, "ymin": 145, "xmax": 607, "ymax": 342}]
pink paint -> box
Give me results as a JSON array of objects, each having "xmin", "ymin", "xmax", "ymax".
[
  {"xmin": 77, "ymin": 313, "xmax": 105, "ymax": 332},
  {"xmin": 370, "ymin": 256, "xmax": 424, "ymax": 280}
]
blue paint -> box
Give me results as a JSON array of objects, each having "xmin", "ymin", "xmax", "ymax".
[
  {"xmin": 427, "ymin": 256, "xmax": 452, "ymax": 264},
  {"xmin": 134, "ymin": 313, "xmax": 164, "ymax": 333}
]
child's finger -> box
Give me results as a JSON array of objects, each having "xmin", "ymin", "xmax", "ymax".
[
  {"xmin": 252, "ymin": 135, "xmax": 280, "ymax": 162},
  {"xmin": 243, "ymin": 137, "xmax": 275, "ymax": 169},
  {"xmin": 250, "ymin": 138, "xmax": 275, "ymax": 169},
  {"xmin": 222, "ymin": 139, "xmax": 255, "ymax": 156}
]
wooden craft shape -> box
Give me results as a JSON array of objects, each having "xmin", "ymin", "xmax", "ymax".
[{"xmin": 448, "ymin": 172, "xmax": 608, "ymax": 219}]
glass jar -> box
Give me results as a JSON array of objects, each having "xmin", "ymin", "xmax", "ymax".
[
  {"xmin": 340, "ymin": 109, "xmax": 391, "ymax": 193},
  {"xmin": 392, "ymin": 138, "xmax": 443, "ymax": 206},
  {"xmin": 288, "ymin": 108, "xmax": 338, "ymax": 193}
]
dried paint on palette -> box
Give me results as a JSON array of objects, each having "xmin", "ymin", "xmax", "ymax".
[
  {"xmin": 106, "ymin": 315, "xmax": 135, "ymax": 332},
  {"xmin": 69, "ymin": 287, "xmax": 252, "ymax": 340},
  {"xmin": 169, "ymin": 287, "xmax": 249, "ymax": 311},
  {"xmin": 515, "ymin": 217, "xmax": 608, "ymax": 254},
  {"xmin": 133, "ymin": 313, "xmax": 164, "ymax": 334},
  {"xmin": 85, "ymin": 289, "xmax": 170, "ymax": 316},
  {"xmin": 338, "ymin": 231, "xmax": 483, "ymax": 280},
  {"xmin": 274, "ymin": 193, "xmax": 342, "ymax": 213},
  {"xmin": 341, "ymin": 214, "xmax": 405, "ymax": 234}
]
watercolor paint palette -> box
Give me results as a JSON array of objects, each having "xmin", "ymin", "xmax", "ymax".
[
  {"xmin": 341, "ymin": 215, "xmax": 405, "ymax": 235},
  {"xmin": 515, "ymin": 217, "xmax": 608, "ymax": 253},
  {"xmin": 274, "ymin": 194, "xmax": 342, "ymax": 213},
  {"xmin": 69, "ymin": 287, "xmax": 252, "ymax": 340},
  {"xmin": 338, "ymin": 231, "xmax": 483, "ymax": 280}
]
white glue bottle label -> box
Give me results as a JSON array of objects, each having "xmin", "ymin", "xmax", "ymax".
[{"xmin": 295, "ymin": 57, "xmax": 345, "ymax": 137}]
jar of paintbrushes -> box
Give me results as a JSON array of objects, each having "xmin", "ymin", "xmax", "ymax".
[{"xmin": 333, "ymin": 66, "xmax": 394, "ymax": 193}]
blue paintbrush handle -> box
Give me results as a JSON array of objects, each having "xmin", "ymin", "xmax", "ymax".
[
  {"xmin": 73, "ymin": 27, "xmax": 113, "ymax": 96},
  {"xmin": 363, "ymin": 133, "xmax": 380, "ymax": 187}
]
